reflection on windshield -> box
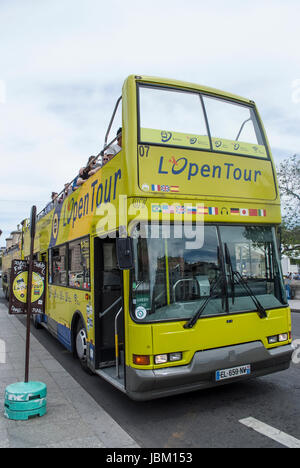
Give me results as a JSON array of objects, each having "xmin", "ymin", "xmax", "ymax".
[
  {"xmin": 132, "ymin": 225, "xmax": 224, "ymax": 322},
  {"xmin": 131, "ymin": 225, "xmax": 286, "ymax": 323},
  {"xmin": 221, "ymin": 226, "xmax": 286, "ymax": 312}
]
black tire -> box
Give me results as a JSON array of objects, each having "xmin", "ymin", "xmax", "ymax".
[
  {"xmin": 75, "ymin": 319, "xmax": 94, "ymax": 375},
  {"xmin": 32, "ymin": 314, "xmax": 43, "ymax": 329}
]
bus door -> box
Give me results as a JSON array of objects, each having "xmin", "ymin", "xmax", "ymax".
[{"xmin": 94, "ymin": 237, "xmax": 124, "ymax": 371}]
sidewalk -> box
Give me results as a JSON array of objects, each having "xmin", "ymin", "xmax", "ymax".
[{"xmin": 0, "ymin": 301, "xmax": 139, "ymax": 448}]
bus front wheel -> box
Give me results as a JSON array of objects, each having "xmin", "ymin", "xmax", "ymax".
[{"xmin": 75, "ymin": 319, "xmax": 93, "ymax": 375}]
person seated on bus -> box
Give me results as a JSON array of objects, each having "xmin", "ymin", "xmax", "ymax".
[
  {"xmin": 45, "ymin": 192, "xmax": 58, "ymax": 214},
  {"xmin": 75, "ymin": 156, "xmax": 98, "ymax": 187},
  {"xmin": 52, "ymin": 191, "xmax": 58, "ymax": 203},
  {"xmin": 91, "ymin": 152, "xmax": 112, "ymax": 170},
  {"xmin": 59, "ymin": 183, "xmax": 71, "ymax": 202},
  {"xmin": 72, "ymin": 176, "xmax": 79, "ymax": 191},
  {"xmin": 88, "ymin": 154, "xmax": 102, "ymax": 176},
  {"xmin": 104, "ymin": 127, "xmax": 122, "ymax": 160},
  {"xmin": 101, "ymin": 154, "xmax": 110, "ymax": 167},
  {"xmin": 64, "ymin": 182, "xmax": 72, "ymax": 197}
]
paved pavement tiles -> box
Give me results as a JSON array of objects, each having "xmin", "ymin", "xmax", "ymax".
[{"xmin": 0, "ymin": 301, "xmax": 139, "ymax": 448}]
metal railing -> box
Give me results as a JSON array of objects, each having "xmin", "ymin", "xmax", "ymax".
[{"xmin": 114, "ymin": 307, "xmax": 123, "ymax": 379}]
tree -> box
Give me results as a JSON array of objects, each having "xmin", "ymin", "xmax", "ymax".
[{"xmin": 277, "ymin": 154, "xmax": 300, "ymax": 256}]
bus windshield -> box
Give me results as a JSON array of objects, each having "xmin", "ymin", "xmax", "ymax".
[
  {"xmin": 131, "ymin": 225, "xmax": 286, "ymax": 323},
  {"xmin": 138, "ymin": 84, "xmax": 267, "ymax": 158}
]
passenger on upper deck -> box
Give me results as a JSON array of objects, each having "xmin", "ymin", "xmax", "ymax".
[
  {"xmin": 44, "ymin": 191, "xmax": 58, "ymax": 214},
  {"xmin": 59, "ymin": 183, "xmax": 71, "ymax": 202},
  {"xmin": 101, "ymin": 154, "xmax": 110, "ymax": 166},
  {"xmin": 73, "ymin": 156, "xmax": 99, "ymax": 189},
  {"xmin": 51, "ymin": 192, "xmax": 58, "ymax": 206},
  {"xmin": 104, "ymin": 127, "xmax": 122, "ymax": 160}
]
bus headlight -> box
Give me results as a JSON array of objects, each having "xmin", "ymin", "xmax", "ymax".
[
  {"xmin": 154, "ymin": 352, "xmax": 182, "ymax": 364},
  {"xmin": 154, "ymin": 354, "xmax": 168, "ymax": 364},
  {"xmin": 268, "ymin": 335, "xmax": 278, "ymax": 344},
  {"xmin": 268, "ymin": 333, "xmax": 288, "ymax": 344},
  {"xmin": 169, "ymin": 352, "xmax": 182, "ymax": 362},
  {"xmin": 278, "ymin": 333, "xmax": 288, "ymax": 342}
]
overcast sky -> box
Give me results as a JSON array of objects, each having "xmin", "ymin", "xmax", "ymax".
[{"xmin": 1, "ymin": 0, "xmax": 300, "ymax": 247}]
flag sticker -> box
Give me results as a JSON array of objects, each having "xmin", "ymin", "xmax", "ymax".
[
  {"xmin": 208, "ymin": 207, "xmax": 219, "ymax": 215},
  {"xmin": 240, "ymin": 208, "xmax": 249, "ymax": 216},
  {"xmin": 151, "ymin": 184, "xmax": 179, "ymax": 193},
  {"xmin": 258, "ymin": 209, "xmax": 267, "ymax": 217},
  {"xmin": 249, "ymin": 209, "xmax": 258, "ymax": 216},
  {"xmin": 230, "ymin": 208, "xmax": 240, "ymax": 215}
]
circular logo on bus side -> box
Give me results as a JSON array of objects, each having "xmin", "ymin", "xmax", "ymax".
[
  {"xmin": 52, "ymin": 213, "xmax": 59, "ymax": 239},
  {"xmin": 135, "ymin": 306, "xmax": 147, "ymax": 320}
]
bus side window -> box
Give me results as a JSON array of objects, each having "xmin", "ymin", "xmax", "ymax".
[
  {"xmin": 69, "ymin": 237, "xmax": 90, "ymax": 290},
  {"xmin": 51, "ymin": 245, "xmax": 67, "ymax": 286}
]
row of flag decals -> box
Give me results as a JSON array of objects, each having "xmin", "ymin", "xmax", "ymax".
[
  {"xmin": 151, "ymin": 205, "xmax": 267, "ymax": 217},
  {"xmin": 231, "ymin": 208, "xmax": 266, "ymax": 217}
]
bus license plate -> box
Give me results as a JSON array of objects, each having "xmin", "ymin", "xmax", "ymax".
[{"xmin": 216, "ymin": 364, "xmax": 251, "ymax": 381}]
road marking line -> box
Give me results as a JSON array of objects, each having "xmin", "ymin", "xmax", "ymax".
[{"xmin": 239, "ymin": 417, "xmax": 300, "ymax": 448}]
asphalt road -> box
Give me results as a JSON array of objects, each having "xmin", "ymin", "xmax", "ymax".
[{"xmin": 1, "ymin": 292, "xmax": 300, "ymax": 448}]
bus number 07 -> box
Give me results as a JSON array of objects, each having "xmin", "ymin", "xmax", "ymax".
[{"xmin": 139, "ymin": 145, "xmax": 150, "ymax": 158}]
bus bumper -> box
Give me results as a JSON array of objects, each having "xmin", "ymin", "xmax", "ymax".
[{"xmin": 125, "ymin": 341, "xmax": 293, "ymax": 401}]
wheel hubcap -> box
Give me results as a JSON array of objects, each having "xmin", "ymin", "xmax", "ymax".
[{"xmin": 76, "ymin": 328, "xmax": 87, "ymax": 361}]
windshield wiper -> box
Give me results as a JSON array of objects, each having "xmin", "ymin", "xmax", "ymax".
[
  {"xmin": 224, "ymin": 243, "xmax": 267, "ymax": 319},
  {"xmin": 232, "ymin": 270, "xmax": 267, "ymax": 318},
  {"xmin": 224, "ymin": 243, "xmax": 235, "ymax": 304},
  {"xmin": 183, "ymin": 274, "xmax": 224, "ymax": 329}
]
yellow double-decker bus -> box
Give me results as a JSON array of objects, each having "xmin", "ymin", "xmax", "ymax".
[
  {"xmin": 21, "ymin": 75, "xmax": 292, "ymax": 400},
  {"xmin": 2, "ymin": 233, "xmax": 22, "ymax": 300}
]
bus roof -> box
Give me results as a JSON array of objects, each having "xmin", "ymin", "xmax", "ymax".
[{"xmin": 126, "ymin": 74, "xmax": 253, "ymax": 105}]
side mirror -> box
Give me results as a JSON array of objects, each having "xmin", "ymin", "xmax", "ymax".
[{"xmin": 116, "ymin": 237, "xmax": 133, "ymax": 270}]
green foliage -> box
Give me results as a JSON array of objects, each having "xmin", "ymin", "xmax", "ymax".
[{"xmin": 277, "ymin": 154, "xmax": 300, "ymax": 256}]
